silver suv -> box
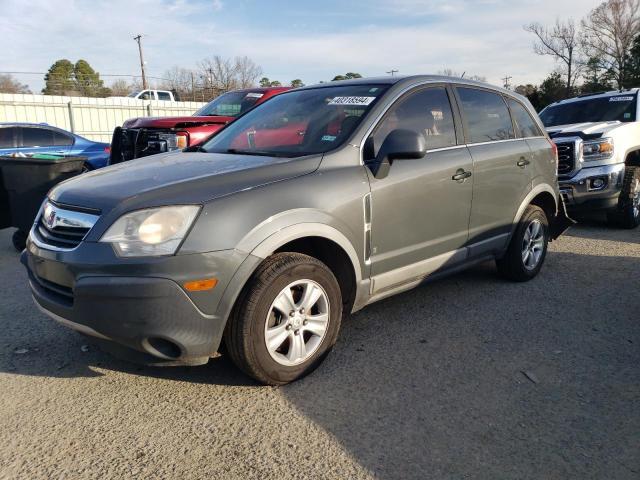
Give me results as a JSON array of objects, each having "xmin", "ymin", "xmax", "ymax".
[{"xmin": 22, "ymin": 76, "xmax": 570, "ymax": 385}]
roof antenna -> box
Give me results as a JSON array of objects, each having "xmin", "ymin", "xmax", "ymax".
[{"xmin": 461, "ymin": 72, "xmax": 466, "ymax": 78}]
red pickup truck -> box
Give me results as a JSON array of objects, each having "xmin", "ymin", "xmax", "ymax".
[{"xmin": 109, "ymin": 86, "xmax": 290, "ymax": 163}]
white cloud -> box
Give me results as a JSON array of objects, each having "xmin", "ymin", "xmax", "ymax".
[{"xmin": 0, "ymin": 0, "xmax": 603, "ymax": 91}]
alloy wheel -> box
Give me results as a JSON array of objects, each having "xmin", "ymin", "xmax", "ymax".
[{"xmin": 521, "ymin": 219, "xmax": 545, "ymax": 270}]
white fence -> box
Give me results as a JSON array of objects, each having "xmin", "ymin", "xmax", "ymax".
[{"xmin": 0, "ymin": 93, "xmax": 207, "ymax": 143}]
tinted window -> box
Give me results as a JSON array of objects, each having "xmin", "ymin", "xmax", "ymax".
[
  {"xmin": 508, "ymin": 99, "xmax": 542, "ymax": 138},
  {"xmin": 457, "ymin": 88, "xmax": 514, "ymax": 143},
  {"xmin": 0, "ymin": 128, "xmax": 16, "ymax": 148},
  {"xmin": 539, "ymin": 95, "xmax": 637, "ymax": 127},
  {"xmin": 52, "ymin": 130, "xmax": 74, "ymax": 146},
  {"xmin": 201, "ymin": 85, "xmax": 389, "ymax": 157},
  {"xmin": 195, "ymin": 91, "xmax": 264, "ymax": 117},
  {"xmin": 371, "ymin": 87, "xmax": 457, "ymax": 156},
  {"xmin": 20, "ymin": 128, "xmax": 54, "ymax": 147},
  {"xmin": 157, "ymin": 91, "xmax": 171, "ymax": 101}
]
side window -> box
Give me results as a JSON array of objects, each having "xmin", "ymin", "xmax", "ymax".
[
  {"xmin": 508, "ymin": 99, "xmax": 542, "ymax": 138},
  {"xmin": 157, "ymin": 91, "xmax": 171, "ymax": 101},
  {"xmin": 138, "ymin": 91, "xmax": 152, "ymax": 100},
  {"xmin": 457, "ymin": 88, "xmax": 515, "ymax": 143},
  {"xmin": 0, "ymin": 128, "xmax": 16, "ymax": 148},
  {"xmin": 19, "ymin": 128, "xmax": 54, "ymax": 147},
  {"xmin": 52, "ymin": 130, "xmax": 74, "ymax": 146},
  {"xmin": 370, "ymin": 87, "xmax": 457, "ymax": 157}
]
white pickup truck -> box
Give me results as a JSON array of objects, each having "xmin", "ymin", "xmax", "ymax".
[
  {"xmin": 540, "ymin": 89, "xmax": 640, "ymax": 228},
  {"xmin": 109, "ymin": 90, "xmax": 177, "ymax": 101}
]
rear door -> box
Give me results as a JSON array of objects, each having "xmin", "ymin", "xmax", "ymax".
[
  {"xmin": 507, "ymin": 97, "xmax": 550, "ymax": 184},
  {"xmin": 365, "ymin": 85, "xmax": 473, "ymax": 290},
  {"xmin": 454, "ymin": 87, "xmax": 532, "ymax": 249},
  {"xmin": 0, "ymin": 127, "xmax": 18, "ymax": 156},
  {"xmin": 17, "ymin": 126, "xmax": 71, "ymax": 156}
]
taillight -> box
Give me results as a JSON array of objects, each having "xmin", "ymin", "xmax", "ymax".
[
  {"xmin": 104, "ymin": 146, "xmax": 111, "ymax": 154},
  {"xmin": 176, "ymin": 132, "xmax": 188, "ymax": 149},
  {"xmin": 549, "ymin": 139, "xmax": 558, "ymax": 168}
]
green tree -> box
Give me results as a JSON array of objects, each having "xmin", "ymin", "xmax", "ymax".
[
  {"xmin": 515, "ymin": 84, "xmax": 542, "ymax": 111},
  {"xmin": 581, "ymin": 57, "xmax": 614, "ymax": 93},
  {"xmin": 73, "ymin": 59, "xmax": 108, "ymax": 97},
  {"xmin": 538, "ymin": 72, "xmax": 567, "ymax": 109},
  {"xmin": 623, "ymin": 34, "xmax": 640, "ymax": 87},
  {"xmin": 258, "ymin": 77, "xmax": 282, "ymax": 87},
  {"xmin": 43, "ymin": 59, "xmax": 75, "ymax": 95},
  {"xmin": 332, "ymin": 72, "xmax": 363, "ymax": 81},
  {"xmin": 290, "ymin": 79, "xmax": 304, "ymax": 88}
]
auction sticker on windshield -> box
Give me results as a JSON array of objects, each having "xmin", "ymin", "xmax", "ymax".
[{"xmin": 328, "ymin": 96, "xmax": 376, "ymax": 106}]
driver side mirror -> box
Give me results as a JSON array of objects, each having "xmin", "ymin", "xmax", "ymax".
[{"xmin": 368, "ymin": 129, "xmax": 427, "ymax": 179}]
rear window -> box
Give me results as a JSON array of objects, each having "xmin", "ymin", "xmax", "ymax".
[
  {"xmin": 457, "ymin": 88, "xmax": 515, "ymax": 143},
  {"xmin": 508, "ymin": 99, "xmax": 542, "ymax": 138},
  {"xmin": 157, "ymin": 91, "xmax": 172, "ymax": 101},
  {"xmin": 20, "ymin": 128, "xmax": 54, "ymax": 147},
  {"xmin": 0, "ymin": 128, "xmax": 15, "ymax": 148}
]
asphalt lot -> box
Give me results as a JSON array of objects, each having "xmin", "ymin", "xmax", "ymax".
[{"xmin": 0, "ymin": 223, "xmax": 638, "ymax": 479}]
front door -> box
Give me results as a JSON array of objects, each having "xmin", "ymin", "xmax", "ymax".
[{"xmin": 364, "ymin": 86, "xmax": 473, "ymax": 294}]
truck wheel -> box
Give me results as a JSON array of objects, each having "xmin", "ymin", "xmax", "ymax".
[
  {"xmin": 607, "ymin": 166, "xmax": 640, "ymax": 229},
  {"xmin": 12, "ymin": 229, "xmax": 27, "ymax": 251},
  {"xmin": 224, "ymin": 252, "xmax": 342, "ymax": 385},
  {"xmin": 496, "ymin": 205, "xmax": 549, "ymax": 282}
]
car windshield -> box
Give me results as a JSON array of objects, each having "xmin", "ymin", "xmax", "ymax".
[
  {"xmin": 540, "ymin": 94, "xmax": 637, "ymax": 127},
  {"xmin": 195, "ymin": 91, "xmax": 267, "ymax": 117},
  {"xmin": 200, "ymin": 84, "xmax": 389, "ymax": 157}
]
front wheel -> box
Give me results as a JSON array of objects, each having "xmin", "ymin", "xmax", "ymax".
[
  {"xmin": 496, "ymin": 205, "xmax": 549, "ymax": 282},
  {"xmin": 607, "ymin": 166, "xmax": 640, "ymax": 229},
  {"xmin": 224, "ymin": 253, "xmax": 342, "ymax": 385}
]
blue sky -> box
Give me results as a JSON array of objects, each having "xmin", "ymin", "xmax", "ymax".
[{"xmin": 0, "ymin": 0, "xmax": 603, "ymax": 92}]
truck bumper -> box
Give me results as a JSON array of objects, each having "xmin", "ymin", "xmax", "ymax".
[
  {"xmin": 21, "ymin": 237, "xmax": 259, "ymax": 366},
  {"xmin": 559, "ymin": 163, "xmax": 625, "ymax": 212}
]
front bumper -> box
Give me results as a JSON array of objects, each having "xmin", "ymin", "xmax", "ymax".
[
  {"xmin": 559, "ymin": 163, "xmax": 625, "ymax": 211},
  {"xmin": 22, "ymin": 237, "xmax": 256, "ymax": 365}
]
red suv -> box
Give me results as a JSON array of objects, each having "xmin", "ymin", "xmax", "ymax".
[{"xmin": 110, "ymin": 86, "xmax": 290, "ymax": 163}]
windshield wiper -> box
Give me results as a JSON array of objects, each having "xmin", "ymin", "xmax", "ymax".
[{"xmin": 224, "ymin": 148, "xmax": 293, "ymax": 158}]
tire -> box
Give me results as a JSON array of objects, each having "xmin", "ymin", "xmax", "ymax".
[
  {"xmin": 607, "ymin": 166, "xmax": 640, "ymax": 229},
  {"xmin": 496, "ymin": 205, "xmax": 549, "ymax": 282},
  {"xmin": 224, "ymin": 252, "xmax": 342, "ymax": 385},
  {"xmin": 12, "ymin": 229, "xmax": 27, "ymax": 251}
]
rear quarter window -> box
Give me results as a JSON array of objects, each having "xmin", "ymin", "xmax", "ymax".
[
  {"xmin": 508, "ymin": 99, "xmax": 542, "ymax": 138},
  {"xmin": 457, "ymin": 87, "xmax": 515, "ymax": 143}
]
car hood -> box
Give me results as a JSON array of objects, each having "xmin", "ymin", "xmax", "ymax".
[
  {"xmin": 49, "ymin": 152, "xmax": 321, "ymax": 214},
  {"xmin": 545, "ymin": 121, "xmax": 622, "ymax": 138},
  {"xmin": 122, "ymin": 115, "xmax": 235, "ymax": 129}
]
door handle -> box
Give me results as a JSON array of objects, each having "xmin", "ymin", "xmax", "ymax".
[
  {"xmin": 517, "ymin": 157, "xmax": 531, "ymax": 168},
  {"xmin": 452, "ymin": 169, "xmax": 472, "ymax": 182}
]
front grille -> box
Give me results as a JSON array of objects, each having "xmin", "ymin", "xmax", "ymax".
[
  {"xmin": 32, "ymin": 201, "xmax": 99, "ymax": 250},
  {"xmin": 28, "ymin": 270, "xmax": 74, "ymax": 307},
  {"xmin": 36, "ymin": 217, "xmax": 90, "ymax": 249},
  {"xmin": 555, "ymin": 142, "xmax": 575, "ymax": 176}
]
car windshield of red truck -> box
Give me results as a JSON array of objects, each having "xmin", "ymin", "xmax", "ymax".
[
  {"xmin": 195, "ymin": 91, "xmax": 264, "ymax": 117},
  {"xmin": 200, "ymin": 84, "xmax": 389, "ymax": 157}
]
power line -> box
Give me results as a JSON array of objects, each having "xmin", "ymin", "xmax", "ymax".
[{"xmin": 502, "ymin": 75, "xmax": 512, "ymax": 89}]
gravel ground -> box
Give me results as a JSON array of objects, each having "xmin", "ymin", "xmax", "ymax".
[{"xmin": 0, "ymin": 223, "xmax": 638, "ymax": 479}]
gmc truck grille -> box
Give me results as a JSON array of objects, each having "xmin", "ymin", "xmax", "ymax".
[{"xmin": 555, "ymin": 142, "xmax": 575, "ymax": 176}]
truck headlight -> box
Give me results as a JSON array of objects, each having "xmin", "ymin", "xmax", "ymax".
[
  {"xmin": 100, "ymin": 206, "xmax": 200, "ymax": 257},
  {"xmin": 582, "ymin": 138, "xmax": 614, "ymax": 161}
]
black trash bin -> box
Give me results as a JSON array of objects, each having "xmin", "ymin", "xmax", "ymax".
[{"xmin": 0, "ymin": 154, "xmax": 86, "ymax": 250}]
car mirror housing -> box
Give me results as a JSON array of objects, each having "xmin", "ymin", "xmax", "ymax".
[{"xmin": 369, "ymin": 129, "xmax": 427, "ymax": 179}]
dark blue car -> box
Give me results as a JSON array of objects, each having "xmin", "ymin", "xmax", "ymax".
[{"xmin": 0, "ymin": 123, "xmax": 110, "ymax": 170}]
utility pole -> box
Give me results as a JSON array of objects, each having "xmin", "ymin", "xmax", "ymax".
[
  {"xmin": 386, "ymin": 69, "xmax": 399, "ymax": 76},
  {"xmin": 502, "ymin": 75, "xmax": 512, "ymax": 90},
  {"xmin": 133, "ymin": 34, "xmax": 148, "ymax": 90}
]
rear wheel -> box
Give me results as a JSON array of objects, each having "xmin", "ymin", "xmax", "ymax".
[
  {"xmin": 607, "ymin": 166, "xmax": 640, "ymax": 229},
  {"xmin": 496, "ymin": 205, "xmax": 549, "ymax": 282},
  {"xmin": 224, "ymin": 252, "xmax": 342, "ymax": 385}
]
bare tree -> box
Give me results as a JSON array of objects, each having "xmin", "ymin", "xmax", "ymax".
[
  {"xmin": 235, "ymin": 56, "xmax": 262, "ymax": 89},
  {"xmin": 581, "ymin": 0, "xmax": 640, "ymax": 88},
  {"xmin": 437, "ymin": 69, "xmax": 486, "ymax": 82},
  {"xmin": 109, "ymin": 79, "xmax": 131, "ymax": 96},
  {"xmin": 524, "ymin": 19, "xmax": 583, "ymax": 95},
  {"xmin": 161, "ymin": 66, "xmax": 194, "ymax": 99},
  {"xmin": 0, "ymin": 74, "xmax": 31, "ymax": 94},
  {"xmin": 199, "ymin": 55, "xmax": 239, "ymax": 96}
]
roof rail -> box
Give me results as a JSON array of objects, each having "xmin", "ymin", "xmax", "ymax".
[{"xmin": 577, "ymin": 91, "xmax": 606, "ymax": 98}]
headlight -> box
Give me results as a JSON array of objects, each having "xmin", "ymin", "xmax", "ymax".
[
  {"xmin": 582, "ymin": 138, "xmax": 614, "ymax": 161},
  {"xmin": 100, "ymin": 206, "xmax": 200, "ymax": 257}
]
